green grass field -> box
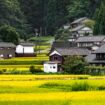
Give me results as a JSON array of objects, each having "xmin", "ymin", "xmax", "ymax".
[{"xmin": 0, "ymin": 75, "xmax": 105, "ymax": 105}]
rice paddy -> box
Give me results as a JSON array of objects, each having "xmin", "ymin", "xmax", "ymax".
[{"xmin": 0, "ymin": 75, "xmax": 105, "ymax": 105}]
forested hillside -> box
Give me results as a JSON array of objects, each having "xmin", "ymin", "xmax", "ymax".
[{"xmin": 0, "ymin": 0, "xmax": 103, "ymax": 38}]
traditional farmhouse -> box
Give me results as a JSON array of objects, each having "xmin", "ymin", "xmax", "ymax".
[
  {"xmin": 86, "ymin": 44, "xmax": 105, "ymax": 66},
  {"xmin": 76, "ymin": 36, "xmax": 105, "ymax": 50},
  {"xmin": 51, "ymin": 41, "xmax": 71, "ymax": 50},
  {"xmin": 16, "ymin": 42, "xmax": 35, "ymax": 57},
  {"xmin": 0, "ymin": 42, "xmax": 16, "ymax": 59},
  {"xmin": 70, "ymin": 25, "xmax": 93, "ymax": 38},
  {"xmin": 51, "ymin": 41, "xmax": 76, "ymax": 52},
  {"xmin": 70, "ymin": 17, "xmax": 93, "ymax": 37},
  {"xmin": 49, "ymin": 47, "xmax": 90, "ymax": 64},
  {"xmin": 44, "ymin": 61, "xmax": 61, "ymax": 73},
  {"xmin": 63, "ymin": 17, "xmax": 88, "ymax": 29},
  {"xmin": 63, "ymin": 23, "xmax": 70, "ymax": 30},
  {"xmin": 70, "ymin": 17, "xmax": 88, "ymax": 28}
]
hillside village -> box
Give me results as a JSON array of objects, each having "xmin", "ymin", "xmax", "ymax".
[
  {"xmin": 0, "ymin": 17, "xmax": 105, "ymax": 75},
  {"xmin": 1, "ymin": 1, "xmax": 105, "ymax": 105},
  {"xmin": 44, "ymin": 17, "xmax": 105, "ymax": 74}
]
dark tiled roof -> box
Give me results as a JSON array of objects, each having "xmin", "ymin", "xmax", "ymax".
[
  {"xmin": 85, "ymin": 54, "xmax": 96, "ymax": 63},
  {"xmin": 52, "ymin": 41, "xmax": 71, "ymax": 48},
  {"xmin": 71, "ymin": 17, "xmax": 87, "ymax": 24},
  {"xmin": 0, "ymin": 42, "xmax": 16, "ymax": 48},
  {"xmin": 70, "ymin": 25, "xmax": 85, "ymax": 32},
  {"xmin": 20, "ymin": 42, "xmax": 34, "ymax": 46},
  {"xmin": 85, "ymin": 53, "xmax": 105, "ymax": 63},
  {"xmin": 93, "ymin": 44, "xmax": 105, "ymax": 53},
  {"xmin": 55, "ymin": 47, "xmax": 90, "ymax": 56},
  {"xmin": 76, "ymin": 36, "xmax": 105, "ymax": 43},
  {"xmin": 89, "ymin": 60, "xmax": 105, "ymax": 63},
  {"xmin": 45, "ymin": 61, "xmax": 61, "ymax": 64}
]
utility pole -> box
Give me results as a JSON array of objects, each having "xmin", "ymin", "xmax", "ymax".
[
  {"xmin": 34, "ymin": 28, "xmax": 39, "ymax": 55},
  {"xmin": 38, "ymin": 27, "xmax": 42, "ymax": 54}
]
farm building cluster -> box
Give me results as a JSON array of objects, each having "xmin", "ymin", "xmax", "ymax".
[
  {"xmin": 1, "ymin": 17, "xmax": 105, "ymax": 73},
  {"xmin": 0, "ymin": 42, "xmax": 35, "ymax": 59},
  {"xmin": 44, "ymin": 17, "xmax": 105, "ymax": 73}
]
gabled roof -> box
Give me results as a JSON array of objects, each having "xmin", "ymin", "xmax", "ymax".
[
  {"xmin": 93, "ymin": 44, "xmax": 105, "ymax": 54},
  {"xmin": 70, "ymin": 25, "xmax": 85, "ymax": 32},
  {"xmin": 85, "ymin": 53, "xmax": 105, "ymax": 63},
  {"xmin": 76, "ymin": 36, "xmax": 105, "ymax": 43},
  {"xmin": 50, "ymin": 47, "xmax": 90, "ymax": 56},
  {"xmin": 0, "ymin": 42, "xmax": 16, "ymax": 48},
  {"xmin": 85, "ymin": 54, "xmax": 96, "ymax": 63},
  {"xmin": 20, "ymin": 42, "xmax": 34, "ymax": 46},
  {"xmin": 71, "ymin": 17, "xmax": 87, "ymax": 25}
]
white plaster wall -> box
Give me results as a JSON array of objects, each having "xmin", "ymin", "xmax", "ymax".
[
  {"xmin": 16, "ymin": 45, "xmax": 24, "ymax": 53},
  {"xmin": 24, "ymin": 47, "xmax": 34, "ymax": 53},
  {"xmin": 78, "ymin": 27, "xmax": 93, "ymax": 36},
  {"xmin": 16, "ymin": 45, "xmax": 34, "ymax": 54},
  {"xmin": 92, "ymin": 46, "xmax": 99, "ymax": 51},
  {"xmin": 44, "ymin": 63, "xmax": 58, "ymax": 73}
]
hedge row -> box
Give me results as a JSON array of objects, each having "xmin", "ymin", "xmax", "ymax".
[{"xmin": 85, "ymin": 66, "xmax": 105, "ymax": 75}]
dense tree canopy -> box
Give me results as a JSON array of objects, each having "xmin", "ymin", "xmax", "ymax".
[
  {"xmin": 0, "ymin": 0, "xmax": 29, "ymax": 38},
  {"xmin": 94, "ymin": 1, "xmax": 105, "ymax": 35},
  {"xmin": 0, "ymin": 25, "xmax": 19, "ymax": 45},
  {"xmin": 0, "ymin": 0, "xmax": 103, "ymax": 38},
  {"xmin": 62, "ymin": 56, "xmax": 87, "ymax": 74}
]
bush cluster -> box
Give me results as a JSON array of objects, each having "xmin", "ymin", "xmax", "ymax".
[
  {"xmin": 29, "ymin": 65, "xmax": 43, "ymax": 74},
  {"xmin": 40, "ymin": 82, "xmax": 105, "ymax": 91},
  {"xmin": 0, "ymin": 65, "xmax": 43, "ymax": 74},
  {"xmin": 85, "ymin": 66, "xmax": 105, "ymax": 75}
]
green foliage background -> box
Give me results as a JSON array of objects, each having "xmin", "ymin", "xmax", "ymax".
[{"xmin": 0, "ymin": 0, "xmax": 103, "ymax": 37}]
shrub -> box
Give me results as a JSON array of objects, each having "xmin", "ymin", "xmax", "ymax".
[
  {"xmin": 62, "ymin": 56, "xmax": 87, "ymax": 74},
  {"xmin": 2, "ymin": 69, "xmax": 7, "ymax": 72},
  {"xmin": 29, "ymin": 65, "xmax": 43, "ymax": 74},
  {"xmin": 0, "ymin": 69, "xmax": 7, "ymax": 74},
  {"xmin": 98, "ymin": 86, "xmax": 105, "ymax": 90},
  {"xmin": 85, "ymin": 66, "xmax": 105, "ymax": 75},
  {"xmin": 0, "ymin": 70, "xmax": 3, "ymax": 74},
  {"xmin": 29, "ymin": 65, "xmax": 36, "ymax": 74},
  {"xmin": 71, "ymin": 82, "xmax": 90, "ymax": 91},
  {"xmin": 78, "ymin": 76, "xmax": 88, "ymax": 79},
  {"xmin": 10, "ymin": 69, "xmax": 21, "ymax": 74}
]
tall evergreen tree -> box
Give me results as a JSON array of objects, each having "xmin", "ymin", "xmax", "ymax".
[
  {"xmin": 94, "ymin": 1, "xmax": 105, "ymax": 35},
  {"xmin": 0, "ymin": 0, "xmax": 28, "ymax": 38}
]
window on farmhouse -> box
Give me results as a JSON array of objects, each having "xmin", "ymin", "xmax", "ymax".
[
  {"xmin": 0, "ymin": 47, "xmax": 3, "ymax": 49},
  {"xmin": 53, "ymin": 66, "xmax": 55, "ymax": 69},
  {"xmin": 0, "ymin": 54, "xmax": 3, "ymax": 57},
  {"xmin": 54, "ymin": 56, "xmax": 58, "ymax": 60}
]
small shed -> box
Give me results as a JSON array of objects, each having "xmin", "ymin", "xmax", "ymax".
[
  {"xmin": 44, "ymin": 62, "xmax": 61, "ymax": 73},
  {"xmin": 16, "ymin": 42, "xmax": 35, "ymax": 57}
]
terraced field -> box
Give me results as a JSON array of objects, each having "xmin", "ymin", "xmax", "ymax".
[
  {"xmin": 0, "ymin": 53, "xmax": 49, "ymax": 72},
  {"xmin": 0, "ymin": 75, "xmax": 105, "ymax": 105},
  {"xmin": 0, "ymin": 36, "xmax": 52, "ymax": 72}
]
